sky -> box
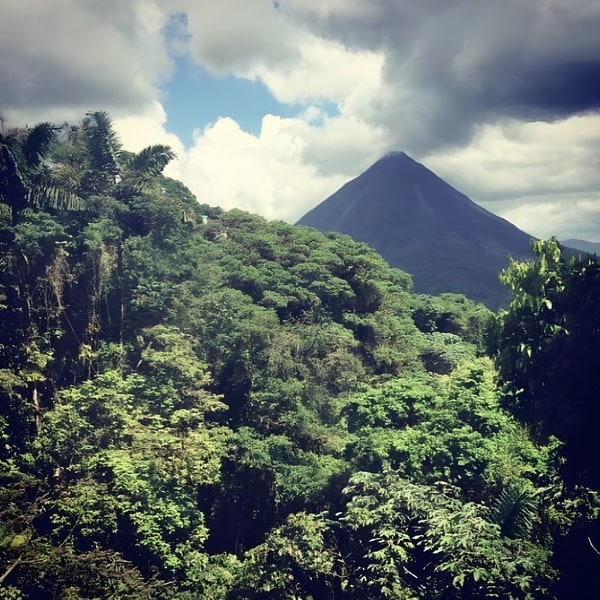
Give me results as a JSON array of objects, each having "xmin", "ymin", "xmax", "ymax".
[{"xmin": 1, "ymin": 0, "xmax": 600, "ymax": 241}]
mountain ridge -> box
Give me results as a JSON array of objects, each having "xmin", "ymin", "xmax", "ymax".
[{"xmin": 561, "ymin": 238, "xmax": 600, "ymax": 254}]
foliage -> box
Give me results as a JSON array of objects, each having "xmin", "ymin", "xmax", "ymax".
[
  {"xmin": 494, "ymin": 239, "xmax": 600, "ymax": 485},
  {"xmin": 412, "ymin": 292, "xmax": 493, "ymax": 351},
  {"xmin": 340, "ymin": 471, "xmax": 555, "ymax": 599},
  {"xmin": 0, "ymin": 114, "xmax": 596, "ymax": 598}
]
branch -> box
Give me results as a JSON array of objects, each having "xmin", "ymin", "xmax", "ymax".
[
  {"xmin": 588, "ymin": 536, "xmax": 600, "ymax": 557},
  {"xmin": 0, "ymin": 554, "xmax": 23, "ymax": 585}
]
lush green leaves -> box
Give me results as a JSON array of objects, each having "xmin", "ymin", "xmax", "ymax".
[
  {"xmin": 1, "ymin": 115, "xmax": 595, "ymax": 598},
  {"xmin": 494, "ymin": 239, "xmax": 600, "ymax": 484}
]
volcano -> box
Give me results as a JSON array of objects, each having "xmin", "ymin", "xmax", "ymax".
[{"xmin": 296, "ymin": 151, "xmax": 535, "ymax": 308}]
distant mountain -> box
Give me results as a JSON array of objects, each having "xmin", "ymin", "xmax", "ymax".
[
  {"xmin": 561, "ymin": 239, "xmax": 600, "ymax": 255},
  {"xmin": 297, "ymin": 151, "xmax": 535, "ymax": 309}
]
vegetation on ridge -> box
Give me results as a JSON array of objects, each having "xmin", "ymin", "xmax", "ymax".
[{"xmin": 1, "ymin": 113, "xmax": 599, "ymax": 598}]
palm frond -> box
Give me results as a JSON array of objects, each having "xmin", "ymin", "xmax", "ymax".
[
  {"xmin": 23, "ymin": 122, "xmax": 56, "ymax": 168},
  {"xmin": 131, "ymin": 144, "xmax": 176, "ymax": 175},
  {"xmin": 83, "ymin": 111, "xmax": 122, "ymax": 178},
  {"xmin": 28, "ymin": 185, "xmax": 84, "ymax": 212},
  {"xmin": 112, "ymin": 178, "xmax": 144, "ymax": 202}
]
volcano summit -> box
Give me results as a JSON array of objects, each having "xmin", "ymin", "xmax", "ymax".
[{"xmin": 297, "ymin": 152, "xmax": 535, "ymax": 308}]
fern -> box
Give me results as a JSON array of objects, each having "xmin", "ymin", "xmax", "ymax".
[{"xmin": 490, "ymin": 482, "xmax": 537, "ymax": 539}]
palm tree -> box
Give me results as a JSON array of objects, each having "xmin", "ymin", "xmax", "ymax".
[
  {"xmin": 0, "ymin": 143, "xmax": 27, "ymax": 224},
  {"xmin": 1, "ymin": 122, "xmax": 82, "ymax": 223},
  {"xmin": 2, "ymin": 112, "xmax": 181, "ymax": 223},
  {"xmin": 82, "ymin": 110, "xmax": 122, "ymax": 181},
  {"xmin": 114, "ymin": 144, "xmax": 177, "ymax": 201},
  {"xmin": 81, "ymin": 111, "xmax": 177, "ymax": 202}
]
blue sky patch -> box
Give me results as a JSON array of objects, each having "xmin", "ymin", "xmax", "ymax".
[
  {"xmin": 160, "ymin": 12, "xmax": 339, "ymax": 147},
  {"xmin": 160, "ymin": 58, "xmax": 302, "ymax": 145}
]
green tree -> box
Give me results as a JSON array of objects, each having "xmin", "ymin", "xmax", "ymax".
[
  {"xmin": 493, "ymin": 238, "xmax": 600, "ymax": 597},
  {"xmin": 493, "ymin": 238, "xmax": 600, "ymax": 486}
]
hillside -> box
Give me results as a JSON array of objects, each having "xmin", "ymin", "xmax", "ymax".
[
  {"xmin": 1, "ymin": 115, "xmax": 600, "ymax": 598},
  {"xmin": 297, "ymin": 151, "xmax": 535, "ymax": 309},
  {"xmin": 562, "ymin": 238, "xmax": 600, "ymax": 255}
]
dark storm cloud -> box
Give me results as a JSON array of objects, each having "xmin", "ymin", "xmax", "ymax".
[
  {"xmin": 506, "ymin": 60, "xmax": 600, "ymax": 115},
  {"xmin": 284, "ymin": 0, "xmax": 600, "ymax": 150},
  {"xmin": 1, "ymin": 53, "xmax": 147, "ymax": 110}
]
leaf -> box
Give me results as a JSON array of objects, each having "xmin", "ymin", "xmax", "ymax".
[{"xmin": 490, "ymin": 482, "xmax": 537, "ymax": 539}]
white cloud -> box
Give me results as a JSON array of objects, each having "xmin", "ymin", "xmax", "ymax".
[
  {"xmin": 257, "ymin": 36, "xmax": 384, "ymax": 107},
  {"xmin": 424, "ymin": 115, "xmax": 600, "ymax": 240},
  {"xmin": 114, "ymin": 101, "xmax": 185, "ymax": 156},
  {"xmin": 172, "ymin": 0, "xmax": 301, "ymax": 76},
  {"xmin": 499, "ymin": 194, "xmax": 600, "ymax": 241},
  {"xmin": 299, "ymin": 112, "xmax": 389, "ymax": 175},
  {"xmin": 426, "ymin": 115, "xmax": 600, "ymax": 198},
  {"xmin": 172, "ymin": 114, "xmax": 351, "ymax": 222}
]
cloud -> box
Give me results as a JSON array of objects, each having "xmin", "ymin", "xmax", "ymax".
[
  {"xmin": 256, "ymin": 36, "xmax": 384, "ymax": 107},
  {"xmin": 113, "ymin": 100, "xmax": 186, "ymax": 157},
  {"xmin": 423, "ymin": 114, "xmax": 600, "ymax": 239},
  {"xmin": 172, "ymin": 0, "xmax": 301, "ymax": 77},
  {"xmin": 500, "ymin": 195, "xmax": 600, "ymax": 242},
  {"xmin": 0, "ymin": 0, "xmax": 171, "ymax": 125},
  {"xmin": 171, "ymin": 113, "xmax": 376, "ymax": 222},
  {"xmin": 281, "ymin": 0, "xmax": 600, "ymax": 151},
  {"xmin": 299, "ymin": 110, "xmax": 389, "ymax": 175}
]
